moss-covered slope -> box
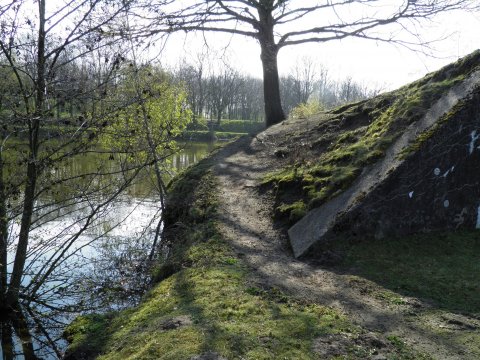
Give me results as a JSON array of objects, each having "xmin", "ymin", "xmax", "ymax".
[
  {"xmin": 263, "ymin": 50, "xmax": 480, "ymax": 225},
  {"xmin": 63, "ymin": 50, "xmax": 480, "ymax": 360},
  {"xmin": 62, "ymin": 156, "xmax": 349, "ymax": 359},
  {"xmin": 64, "ymin": 147, "xmax": 432, "ymax": 359}
]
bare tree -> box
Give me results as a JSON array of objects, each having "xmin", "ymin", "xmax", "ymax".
[
  {"xmin": 0, "ymin": 0, "xmax": 146, "ymax": 357},
  {"xmin": 0, "ymin": 0, "xmax": 127, "ymax": 300},
  {"xmin": 137, "ymin": 0, "xmax": 477, "ymax": 127},
  {"xmin": 174, "ymin": 57, "xmax": 265, "ymax": 122},
  {"xmin": 291, "ymin": 56, "xmax": 317, "ymax": 105},
  {"xmin": 206, "ymin": 65, "xmax": 240, "ymax": 125},
  {"xmin": 281, "ymin": 56, "xmax": 317, "ymax": 113},
  {"xmin": 175, "ymin": 55, "xmax": 207, "ymax": 122}
]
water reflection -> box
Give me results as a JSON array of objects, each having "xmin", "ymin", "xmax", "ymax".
[
  {"xmin": 0, "ymin": 141, "xmax": 214, "ymax": 360},
  {"xmin": 170, "ymin": 142, "xmax": 215, "ymax": 171}
]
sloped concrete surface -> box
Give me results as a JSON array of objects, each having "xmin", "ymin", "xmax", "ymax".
[{"xmin": 289, "ymin": 70, "xmax": 480, "ymax": 258}]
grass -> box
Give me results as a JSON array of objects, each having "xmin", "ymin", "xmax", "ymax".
[
  {"xmin": 63, "ymin": 143, "xmax": 437, "ymax": 360},
  {"xmin": 335, "ymin": 230, "xmax": 480, "ymax": 314},
  {"xmin": 329, "ymin": 229, "xmax": 480, "ymax": 358},
  {"xmin": 64, "ymin": 150, "xmax": 358, "ymax": 359},
  {"xmin": 180, "ymin": 130, "xmax": 247, "ymax": 141},
  {"xmin": 263, "ymin": 51, "xmax": 480, "ymax": 224},
  {"xmin": 386, "ymin": 336, "xmax": 433, "ymax": 360},
  {"xmin": 216, "ymin": 119, "xmax": 265, "ymax": 134},
  {"xmin": 182, "ymin": 118, "xmax": 264, "ymax": 141}
]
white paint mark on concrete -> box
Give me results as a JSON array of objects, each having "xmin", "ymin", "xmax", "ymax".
[
  {"xmin": 444, "ymin": 200, "xmax": 450, "ymax": 208},
  {"xmin": 434, "ymin": 168, "xmax": 441, "ymax": 176},
  {"xmin": 469, "ymin": 130, "xmax": 480, "ymax": 154},
  {"xmin": 454, "ymin": 208, "xmax": 468, "ymax": 229},
  {"xmin": 408, "ymin": 191, "xmax": 414, "ymax": 199},
  {"xmin": 442, "ymin": 166, "xmax": 455, "ymax": 178},
  {"xmin": 476, "ymin": 206, "xmax": 480, "ymax": 229}
]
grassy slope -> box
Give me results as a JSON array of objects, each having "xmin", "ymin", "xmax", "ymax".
[
  {"xmin": 334, "ymin": 230, "xmax": 480, "ymax": 358},
  {"xmin": 261, "ymin": 51, "xmax": 480, "ymax": 356},
  {"xmin": 335, "ymin": 231, "xmax": 480, "ymax": 314},
  {"xmin": 263, "ymin": 50, "xmax": 480, "ymax": 224},
  {"xmin": 182, "ymin": 119, "xmax": 265, "ymax": 141},
  {"xmin": 64, "ymin": 150, "xmax": 430, "ymax": 360},
  {"xmin": 64, "ymin": 155, "xmax": 351, "ymax": 359},
  {"xmin": 257, "ymin": 51, "xmax": 480, "ymax": 315}
]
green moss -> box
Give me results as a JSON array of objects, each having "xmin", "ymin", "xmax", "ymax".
[
  {"xmin": 329, "ymin": 99, "xmax": 367, "ymax": 115},
  {"xmin": 276, "ymin": 201, "xmax": 307, "ymax": 224},
  {"xmin": 65, "ymin": 145, "xmax": 362, "ymax": 360},
  {"xmin": 399, "ymin": 96, "xmax": 471, "ymax": 159},
  {"xmin": 336, "ymin": 130, "xmax": 360, "ymax": 144},
  {"xmin": 264, "ymin": 52, "xmax": 480, "ymax": 224},
  {"xmin": 63, "ymin": 314, "xmax": 115, "ymax": 359}
]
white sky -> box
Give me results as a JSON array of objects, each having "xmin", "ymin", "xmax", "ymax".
[{"xmin": 157, "ymin": 7, "xmax": 480, "ymax": 91}]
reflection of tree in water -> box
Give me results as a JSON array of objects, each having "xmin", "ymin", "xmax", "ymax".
[
  {"xmin": 1, "ymin": 226, "xmax": 159, "ymax": 359},
  {"xmin": 0, "ymin": 143, "xmax": 204, "ymax": 359},
  {"xmin": 1, "ymin": 306, "xmax": 37, "ymax": 360},
  {"xmin": 83, "ymin": 235, "xmax": 158, "ymax": 310},
  {"xmin": 0, "ymin": 0, "xmax": 193, "ymax": 356},
  {"xmin": 0, "ymin": 2, "xmax": 228, "ymax": 356}
]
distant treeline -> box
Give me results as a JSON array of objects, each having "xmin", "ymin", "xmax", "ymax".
[
  {"xmin": 173, "ymin": 56, "xmax": 382, "ymax": 124},
  {"xmin": 1, "ymin": 53, "xmax": 380, "ymax": 129}
]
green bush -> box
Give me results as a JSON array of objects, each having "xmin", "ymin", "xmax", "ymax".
[{"xmin": 290, "ymin": 101, "xmax": 324, "ymax": 119}]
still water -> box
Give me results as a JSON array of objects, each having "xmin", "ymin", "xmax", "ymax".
[{"xmin": 1, "ymin": 141, "xmax": 215, "ymax": 360}]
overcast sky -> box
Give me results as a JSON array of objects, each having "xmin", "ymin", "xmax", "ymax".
[{"xmin": 157, "ymin": 7, "xmax": 480, "ymax": 91}]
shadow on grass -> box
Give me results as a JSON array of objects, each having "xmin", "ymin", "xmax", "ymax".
[
  {"xmin": 152, "ymin": 138, "xmax": 353, "ymax": 358},
  {"xmin": 335, "ymin": 230, "xmax": 480, "ymax": 314},
  {"xmin": 65, "ymin": 137, "xmax": 478, "ymax": 359},
  {"xmin": 171, "ymin": 260, "xmax": 350, "ymax": 359}
]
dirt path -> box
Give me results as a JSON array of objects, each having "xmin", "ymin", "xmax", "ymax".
[{"xmin": 212, "ymin": 136, "xmax": 479, "ymax": 360}]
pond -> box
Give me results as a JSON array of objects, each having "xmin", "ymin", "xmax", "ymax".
[{"xmin": 0, "ymin": 141, "xmax": 216, "ymax": 360}]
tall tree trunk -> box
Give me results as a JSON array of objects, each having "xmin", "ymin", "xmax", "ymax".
[
  {"xmin": 0, "ymin": 151, "xmax": 8, "ymax": 300},
  {"xmin": 1, "ymin": 321, "xmax": 14, "ymax": 360},
  {"xmin": 0, "ymin": 182, "xmax": 11, "ymax": 356},
  {"xmin": 6, "ymin": 0, "xmax": 44, "ymax": 306},
  {"xmin": 258, "ymin": 8, "xmax": 285, "ymax": 127},
  {"xmin": 11, "ymin": 305, "xmax": 38, "ymax": 360}
]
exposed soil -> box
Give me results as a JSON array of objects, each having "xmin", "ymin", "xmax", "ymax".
[{"xmin": 211, "ymin": 121, "xmax": 480, "ymax": 359}]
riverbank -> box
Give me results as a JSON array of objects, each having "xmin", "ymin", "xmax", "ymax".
[
  {"xmin": 64, "ymin": 147, "xmax": 359, "ymax": 359},
  {"xmin": 64, "ymin": 140, "xmax": 439, "ymax": 360},
  {"xmin": 179, "ymin": 130, "xmax": 247, "ymax": 142},
  {"xmin": 179, "ymin": 119, "xmax": 265, "ymax": 141},
  {"xmin": 63, "ymin": 53, "xmax": 480, "ymax": 359},
  {"xmin": 65, "ymin": 140, "xmax": 480, "ymax": 358}
]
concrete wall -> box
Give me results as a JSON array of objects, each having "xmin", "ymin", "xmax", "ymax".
[{"xmin": 333, "ymin": 88, "xmax": 480, "ymax": 242}]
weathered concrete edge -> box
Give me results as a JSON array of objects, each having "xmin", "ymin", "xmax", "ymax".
[{"xmin": 288, "ymin": 70, "xmax": 480, "ymax": 258}]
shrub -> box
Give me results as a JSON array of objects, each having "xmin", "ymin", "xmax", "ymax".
[{"xmin": 290, "ymin": 101, "xmax": 324, "ymax": 119}]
